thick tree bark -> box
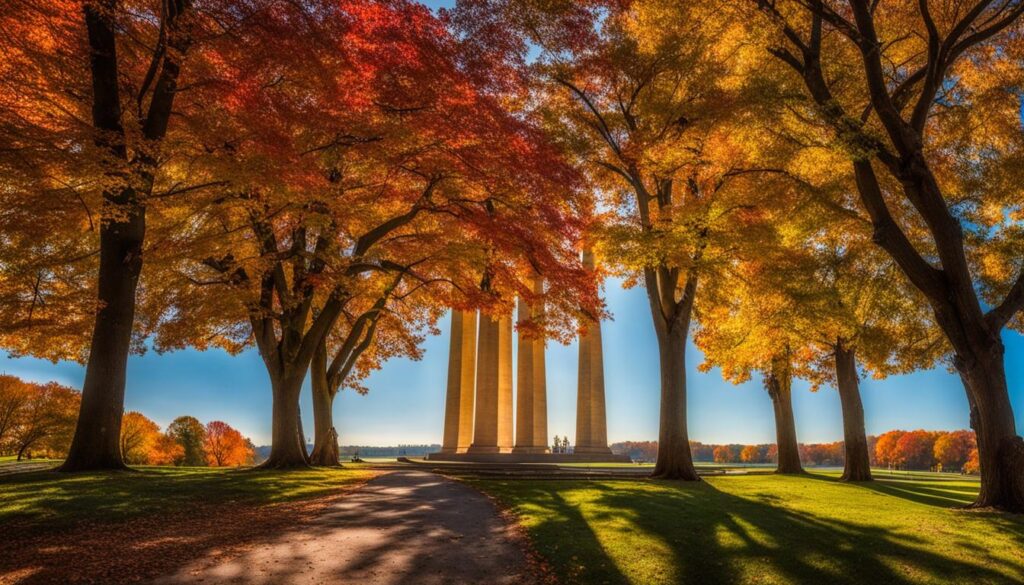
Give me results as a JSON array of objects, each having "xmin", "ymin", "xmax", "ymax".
[
  {"xmin": 765, "ymin": 357, "xmax": 802, "ymax": 475},
  {"xmin": 297, "ymin": 403, "xmax": 309, "ymax": 460},
  {"xmin": 958, "ymin": 341, "xmax": 1024, "ymax": 511},
  {"xmin": 60, "ymin": 207, "xmax": 145, "ymax": 471},
  {"xmin": 310, "ymin": 342, "xmax": 341, "ymax": 466},
  {"xmin": 260, "ymin": 371, "xmax": 310, "ymax": 469},
  {"xmin": 834, "ymin": 343, "xmax": 872, "ymax": 482},
  {"xmin": 651, "ymin": 319, "xmax": 699, "ymax": 480}
]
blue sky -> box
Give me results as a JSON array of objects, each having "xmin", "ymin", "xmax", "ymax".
[{"xmin": 4, "ymin": 277, "xmax": 1023, "ymax": 447}]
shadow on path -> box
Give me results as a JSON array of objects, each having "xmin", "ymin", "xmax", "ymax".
[{"xmin": 155, "ymin": 470, "xmax": 532, "ymax": 585}]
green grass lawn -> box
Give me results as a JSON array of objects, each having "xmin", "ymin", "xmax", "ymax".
[
  {"xmin": 0, "ymin": 465, "xmax": 375, "ymax": 532},
  {"xmin": 469, "ymin": 471, "xmax": 1024, "ymax": 585}
]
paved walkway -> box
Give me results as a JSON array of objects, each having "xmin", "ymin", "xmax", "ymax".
[
  {"xmin": 0, "ymin": 461, "xmax": 56, "ymax": 476},
  {"xmin": 154, "ymin": 470, "xmax": 532, "ymax": 584}
]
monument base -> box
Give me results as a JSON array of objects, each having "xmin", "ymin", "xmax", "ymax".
[
  {"xmin": 573, "ymin": 446, "xmax": 615, "ymax": 455},
  {"xmin": 426, "ymin": 451, "xmax": 631, "ymax": 463}
]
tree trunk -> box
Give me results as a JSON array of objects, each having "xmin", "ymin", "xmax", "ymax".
[
  {"xmin": 834, "ymin": 343, "xmax": 872, "ymax": 482},
  {"xmin": 309, "ymin": 343, "xmax": 341, "ymax": 466},
  {"xmin": 259, "ymin": 372, "xmax": 310, "ymax": 469},
  {"xmin": 59, "ymin": 206, "xmax": 145, "ymax": 472},
  {"xmin": 297, "ymin": 403, "xmax": 309, "ymax": 460},
  {"xmin": 958, "ymin": 341, "xmax": 1024, "ymax": 511},
  {"xmin": 651, "ymin": 324, "xmax": 699, "ymax": 480},
  {"xmin": 58, "ymin": 3, "xmax": 142, "ymax": 472},
  {"xmin": 60, "ymin": 0, "xmax": 190, "ymax": 472},
  {"xmin": 765, "ymin": 361, "xmax": 803, "ymax": 475}
]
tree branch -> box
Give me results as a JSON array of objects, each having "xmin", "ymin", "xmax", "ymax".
[{"xmin": 986, "ymin": 269, "xmax": 1024, "ymax": 330}]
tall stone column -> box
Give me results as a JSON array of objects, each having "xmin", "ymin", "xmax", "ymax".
[
  {"xmin": 514, "ymin": 277, "xmax": 549, "ymax": 454},
  {"xmin": 441, "ymin": 310, "xmax": 477, "ymax": 453},
  {"xmin": 531, "ymin": 278, "xmax": 548, "ymax": 451},
  {"xmin": 468, "ymin": 314, "xmax": 500, "ymax": 453},
  {"xmin": 575, "ymin": 249, "xmax": 612, "ymax": 454},
  {"xmin": 513, "ymin": 295, "xmax": 535, "ymax": 452},
  {"xmin": 497, "ymin": 314, "xmax": 514, "ymax": 452},
  {"xmin": 588, "ymin": 303, "xmax": 609, "ymax": 451},
  {"xmin": 456, "ymin": 311, "xmax": 478, "ymax": 451},
  {"xmin": 575, "ymin": 322, "xmax": 594, "ymax": 451}
]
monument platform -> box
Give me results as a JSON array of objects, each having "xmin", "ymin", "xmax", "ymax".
[{"xmin": 425, "ymin": 451, "xmax": 631, "ymax": 463}]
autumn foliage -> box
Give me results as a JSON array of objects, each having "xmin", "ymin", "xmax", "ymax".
[
  {"xmin": 118, "ymin": 411, "xmax": 256, "ymax": 466},
  {"xmin": 0, "ymin": 373, "xmax": 253, "ymax": 465},
  {"xmin": 204, "ymin": 421, "xmax": 255, "ymax": 467},
  {"xmin": 875, "ymin": 429, "xmax": 978, "ymax": 473},
  {"xmin": 0, "ymin": 375, "xmax": 79, "ymax": 460},
  {"xmin": 613, "ymin": 430, "xmax": 979, "ymax": 473}
]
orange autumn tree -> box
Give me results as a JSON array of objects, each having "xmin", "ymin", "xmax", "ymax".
[
  {"xmin": 149, "ymin": 0, "xmax": 594, "ymax": 469},
  {"xmin": 875, "ymin": 430, "xmax": 905, "ymax": 469},
  {"xmin": 0, "ymin": 376, "xmax": 33, "ymax": 450},
  {"xmin": 752, "ymin": 0, "xmax": 1024, "ymax": 511},
  {"xmin": 0, "ymin": 0, "xmax": 287, "ymax": 471},
  {"xmin": 740, "ymin": 445, "xmax": 762, "ymax": 463},
  {"xmin": 119, "ymin": 411, "xmax": 161, "ymax": 465},
  {"xmin": 203, "ymin": 420, "xmax": 253, "ymax": 467},
  {"xmin": 10, "ymin": 381, "xmax": 81, "ymax": 460},
  {"xmin": 896, "ymin": 430, "xmax": 939, "ymax": 470},
  {"xmin": 695, "ymin": 234, "xmax": 809, "ymax": 475},
  {"xmin": 934, "ymin": 430, "xmax": 977, "ymax": 472},
  {"xmin": 300, "ymin": 0, "xmax": 597, "ymax": 467},
  {"xmin": 308, "ymin": 270, "xmax": 450, "ymax": 466},
  {"xmin": 149, "ymin": 433, "xmax": 185, "ymax": 466}
]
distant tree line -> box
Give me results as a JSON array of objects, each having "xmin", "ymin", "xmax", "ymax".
[
  {"xmin": 339, "ymin": 445, "xmax": 442, "ymax": 458},
  {"xmin": 0, "ymin": 375, "xmax": 79, "ymax": 460},
  {"xmin": 612, "ymin": 430, "xmax": 979, "ymax": 474},
  {"xmin": 1, "ymin": 374, "xmax": 254, "ymax": 466},
  {"xmin": 124, "ymin": 414, "xmax": 257, "ymax": 467}
]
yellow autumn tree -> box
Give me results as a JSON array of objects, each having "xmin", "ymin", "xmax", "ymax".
[
  {"xmin": 493, "ymin": 0, "xmax": 795, "ymax": 479},
  {"xmin": 750, "ymin": 0, "xmax": 1024, "ymax": 510}
]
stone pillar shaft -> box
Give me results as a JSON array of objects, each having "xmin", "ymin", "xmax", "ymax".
[
  {"xmin": 531, "ymin": 277, "xmax": 548, "ymax": 451},
  {"xmin": 497, "ymin": 315, "xmax": 514, "ymax": 452},
  {"xmin": 457, "ymin": 311, "xmax": 477, "ymax": 451},
  {"xmin": 514, "ymin": 276, "xmax": 549, "ymax": 454},
  {"xmin": 575, "ymin": 324, "xmax": 594, "ymax": 449},
  {"xmin": 514, "ymin": 296, "xmax": 535, "ymax": 450},
  {"xmin": 441, "ymin": 310, "xmax": 476, "ymax": 453},
  {"xmin": 532, "ymin": 334, "xmax": 548, "ymax": 450},
  {"xmin": 588, "ymin": 309, "xmax": 608, "ymax": 448},
  {"xmin": 468, "ymin": 314, "xmax": 500, "ymax": 453},
  {"xmin": 575, "ymin": 249, "xmax": 612, "ymax": 454}
]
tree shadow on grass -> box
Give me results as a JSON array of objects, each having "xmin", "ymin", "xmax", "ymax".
[
  {"xmin": 0, "ymin": 466, "xmax": 377, "ymax": 583},
  {"xmin": 485, "ymin": 482, "xmax": 632, "ymax": 584},
  {"xmin": 801, "ymin": 473, "xmax": 980, "ymax": 508},
  {"xmin": 501, "ymin": 477, "xmax": 1024, "ymax": 585},
  {"xmin": 0, "ymin": 466, "xmax": 359, "ymax": 530}
]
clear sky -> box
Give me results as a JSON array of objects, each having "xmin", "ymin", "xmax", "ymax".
[{"xmin": 4, "ymin": 277, "xmax": 1023, "ymax": 447}]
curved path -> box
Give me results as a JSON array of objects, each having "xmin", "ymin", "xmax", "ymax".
[{"xmin": 154, "ymin": 469, "xmax": 532, "ymax": 585}]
